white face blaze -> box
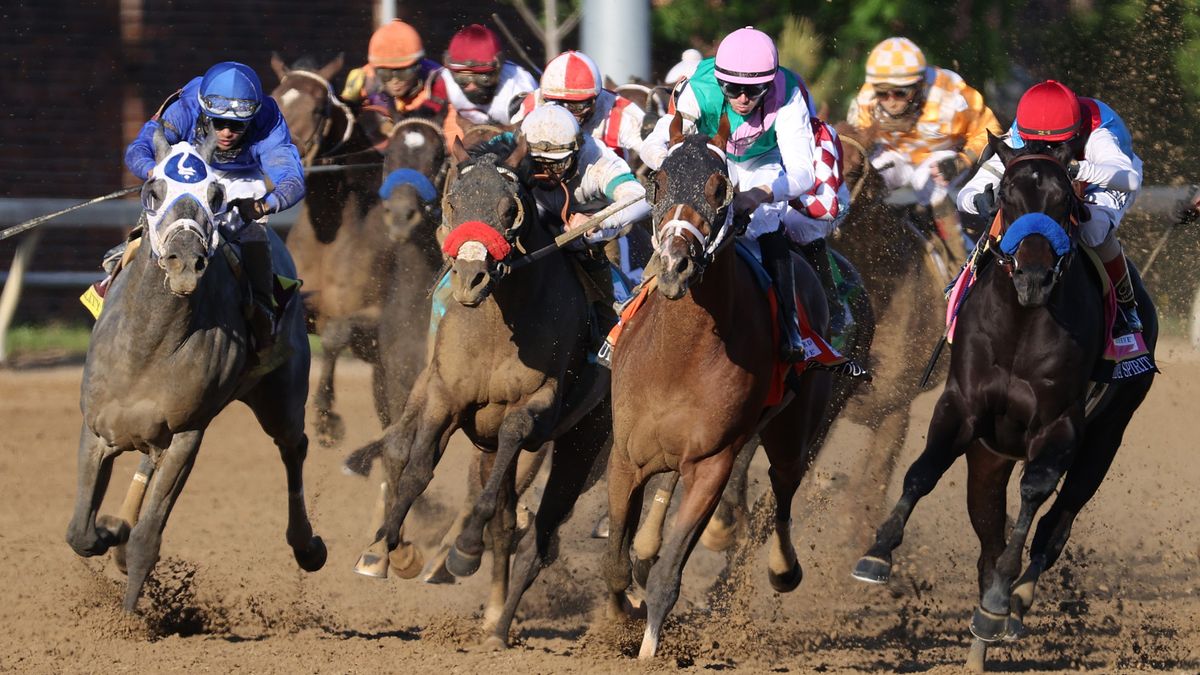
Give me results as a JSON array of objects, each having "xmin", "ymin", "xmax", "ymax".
[
  {"xmin": 402, "ymin": 131, "xmax": 426, "ymax": 149},
  {"xmin": 457, "ymin": 240, "xmax": 490, "ymax": 262},
  {"xmin": 279, "ymin": 88, "xmax": 302, "ymax": 108},
  {"xmin": 145, "ymin": 143, "xmax": 220, "ymax": 258}
]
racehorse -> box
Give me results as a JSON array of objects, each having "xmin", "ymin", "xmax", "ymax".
[
  {"xmin": 352, "ymin": 135, "xmax": 611, "ymax": 647},
  {"xmin": 851, "ymin": 133, "xmax": 1158, "ymax": 671},
  {"xmin": 270, "ymin": 53, "xmax": 391, "ymax": 446},
  {"xmin": 830, "ymin": 121, "xmax": 952, "ymax": 530},
  {"xmin": 603, "ymin": 117, "xmax": 835, "ymax": 659},
  {"xmin": 65, "ymin": 129, "xmax": 325, "ymax": 611}
]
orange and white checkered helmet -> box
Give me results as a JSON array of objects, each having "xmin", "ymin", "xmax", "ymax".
[
  {"xmin": 865, "ymin": 37, "xmax": 927, "ymax": 87},
  {"xmin": 541, "ymin": 51, "xmax": 602, "ymax": 101}
]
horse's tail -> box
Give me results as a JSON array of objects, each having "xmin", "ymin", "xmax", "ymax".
[{"xmin": 342, "ymin": 436, "xmax": 385, "ymax": 477}]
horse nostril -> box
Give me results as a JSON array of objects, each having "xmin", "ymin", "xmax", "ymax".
[
  {"xmin": 470, "ymin": 271, "xmax": 487, "ymax": 289},
  {"xmin": 194, "ymin": 257, "xmax": 206, "ymax": 273},
  {"xmin": 673, "ymin": 257, "xmax": 689, "ymax": 275}
]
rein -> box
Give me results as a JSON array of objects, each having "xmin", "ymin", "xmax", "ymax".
[{"xmin": 991, "ymin": 153, "xmax": 1085, "ymax": 288}]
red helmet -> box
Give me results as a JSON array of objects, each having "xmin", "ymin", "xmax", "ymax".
[
  {"xmin": 1016, "ymin": 80, "xmax": 1082, "ymax": 142},
  {"xmin": 446, "ymin": 24, "xmax": 503, "ymax": 73},
  {"xmin": 541, "ymin": 51, "xmax": 602, "ymax": 101}
]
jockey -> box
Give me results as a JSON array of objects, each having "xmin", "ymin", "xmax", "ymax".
[
  {"xmin": 641, "ymin": 26, "xmax": 838, "ymax": 363},
  {"xmin": 125, "ymin": 61, "xmax": 305, "ymax": 355},
  {"xmin": 510, "ymin": 50, "xmax": 647, "ymax": 161},
  {"xmin": 958, "ymin": 80, "xmax": 1145, "ymax": 334},
  {"xmin": 848, "ymin": 37, "xmax": 1002, "ymax": 262},
  {"xmin": 520, "ymin": 105, "xmax": 651, "ymax": 333},
  {"xmin": 439, "ymin": 24, "xmax": 537, "ymax": 141},
  {"xmin": 340, "ymin": 20, "xmax": 447, "ymax": 147}
]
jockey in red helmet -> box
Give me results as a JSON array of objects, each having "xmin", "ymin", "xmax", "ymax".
[
  {"xmin": 439, "ymin": 24, "xmax": 536, "ymax": 142},
  {"xmin": 958, "ymin": 80, "xmax": 1145, "ymax": 334}
]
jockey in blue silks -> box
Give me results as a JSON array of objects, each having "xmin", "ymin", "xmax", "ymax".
[{"xmin": 125, "ymin": 61, "xmax": 306, "ymax": 353}]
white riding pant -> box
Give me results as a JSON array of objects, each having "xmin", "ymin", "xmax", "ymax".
[
  {"xmin": 1081, "ymin": 187, "xmax": 1136, "ymax": 248},
  {"xmin": 871, "ymin": 148, "xmax": 960, "ymax": 206},
  {"xmin": 214, "ymin": 168, "xmax": 270, "ymax": 244}
]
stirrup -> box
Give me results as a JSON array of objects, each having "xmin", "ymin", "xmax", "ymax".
[{"xmin": 1115, "ymin": 305, "xmax": 1143, "ymax": 336}]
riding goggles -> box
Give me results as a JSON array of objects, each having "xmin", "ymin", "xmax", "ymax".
[
  {"xmin": 873, "ymin": 86, "xmax": 917, "ymax": 101},
  {"xmin": 211, "ymin": 117, "xmax": 248, "ymax": 132},
  {"xmin": 200, "ymin": 94, "xmax": 260, "ymax": 119},
  {"xmin": 451, "ymin": 69, "xmax": 500, "ymax": 88},
  {"xmin": 717, "ymin": 80, "xmax": 770, "ymax": 102},
  {"xmin": 376, "ymin": 64, "xmax": 421, "ymax": 82},
  {"xmin": 549, "ymin": 98, "xmax": 596, "ymax": 118}
]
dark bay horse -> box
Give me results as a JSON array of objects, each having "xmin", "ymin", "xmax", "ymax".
[
  {"xmin": 852, "ymin": 135, "xmax": 1157, "ymax": 671},
  {"xmin": 352, "ymin": 136, "xmax": 611, "ymax": 647},
  {"xmin": 270, "ymin": 54, "xmax": 391, "ymax": 445},
  {"xmin": 65, "ymin": 131, "xmax": 325, "ymax": 611},
  {"xmin": 604, "ymin": 119, "xmax": 835, "ymax": 659}
]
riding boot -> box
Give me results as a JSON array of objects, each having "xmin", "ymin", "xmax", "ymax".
[
  {"xmin": 797, "ymin": 238, "xmax": 846, "ymax": 339},
  {"xmin": 1103, "ymin": 247, "xmax": 1143, "ymax": 334},
  {"xmin": 932, "ymin": 198, "xmax": 969, "ymax": 265},
  {"xmin": 759, "ymin": 229, "xmax": 807, "ymax": 363},
  {"xmin": 241, "ymin": 240, "xmax": 278, "ymax": 356}
]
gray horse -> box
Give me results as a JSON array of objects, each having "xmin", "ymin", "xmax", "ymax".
[{"xmin": 65, "ymin": 129, "xmax": 325, "ymax": 611}]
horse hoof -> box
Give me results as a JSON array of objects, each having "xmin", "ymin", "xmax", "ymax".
[
  {"xmin": 316, "ymin": 413, "xmax": 345, "ymax": 447},
  {"xmin": 481, "ymin": 635, "xmax": 508, "ymax": 652},
  {"xmin": 445, "ymin": 545, "xmax": 482, "ymax": 578},
  {"xmin": 970, "ymin": 606, "xmax": 1009, "ymax": 642},
  {"xmin": 420, "ymin": 547, "xmax": 457, "ymax": 584},
  {"xmin": 768, "ymin": 560, "xmax": 803, "ymax": 593},
  {"xmin": 851, "ymin": 555, "xmax": 891, "ymax": 584},
  {"xmin": 591, "ymin": 515, "xmax": 610, "ymax": 539},
  {"xmin": 96, "ymin": 514, "xmax": 131, "ymax": 544},
  {"xmin": 295, "ymin": 536, "xmax": 328, "ymax": 572},
  {"xmin": 389, "ymin": 545, "xmax": 424, "ymax": 580},
  {"xmin": 354, "ymin": 550, "xmax": 389, "ymax": 579},
  {"xmin": 112, "ymin": 545, "xmax": 129, "ymax": 575},
  {"xmin": 632, "ymin": 556, "xmax": 655, "ymax": 590},
  {"xmin": 1004, "ymin": 614, "xmax": 1029, "ymax": 641}
]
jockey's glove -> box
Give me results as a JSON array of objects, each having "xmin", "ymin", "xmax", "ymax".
[
  {"xmin": 972, "ymin": 184, "xmax": 996, "ymax": 217},
  {"xmin": 1066, "ymin": 160, "xmax": 1081, "ymax": 180},
  {"xmin": 229, "ymin": 197, "xmax": 270, "ymax": 223},
  {"xmin": 731, "ymin": 187, "xmax": 772, "ymax": 219}
]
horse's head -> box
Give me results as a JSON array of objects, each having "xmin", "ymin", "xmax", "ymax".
[
  {"xmin": 143, "ymin": 127, "xmax": 226, "ymax": 296},
  {"xmin": 380, "ymin": 118, "xmax": 446, "ymax": 242},
  {"xmin": 440, "ymin": 135, "xmax": 530, "ymax": 306},
  {"xmin": 990, "ymin": 131, "xmax": 1083, "ymax": 307},
  {"xmin": 270, "ymin": 53, "xmax": 348, "ymax": 164},
  {"xmin": 651, "ymin": 113, "xmax": 733, "ymax": 300}
]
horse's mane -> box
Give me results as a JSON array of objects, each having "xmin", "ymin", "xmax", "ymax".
[{"xmin": 289, "ymin": 56, "xmax": 324, "ymax": 72}]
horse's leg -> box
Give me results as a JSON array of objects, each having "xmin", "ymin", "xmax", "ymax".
[
  {"xmin": 700, "ymin": 438, "xmax": 756, "ymax": 552},
  {"xmin": 421, "ymin": 453, "xmax": 482, "ymax": 584},
  {"xmin": 355, "ymin": 379, "xmax": 454, "ymax": 578},
  {"xmin": 122, "ymin": 430, "xmax": 203, "ymax": 611},
  {"xmin": 1012, "ymin": 382, "xmax": 1151, "ymax": 639},
  {"xmin": 605, "ymin": 446, "xmax": 649, "ymax": 620},
  {"xmin": 971, "ymin": 419, "xmax": 1075, "ymax": 642},
  {"xmin": 631, "ymin": 472, "xmax": 679, "ymax": 589},
  {"xmin": 481, "ymin": 452, "xmax": 517, "ymax": 635},
  {"xmin": 371, "ymin": 361, "xmax": 391, "ymax": 429},
  {"xmin": 313, "ymin": 319, "xmax": 351, "ymax": 447},
  {"xmin": 110, "ymin": 454, "xmax": 156, "ymax": 574},
  {"xmin": 640, "ymin": 448, "xmax": 736, "ymax": 659},
  {"xmin": 964, "ymin": 444, "xmax": 1015, "ymax": 672},
  {"xmin": 65, "ymin": 426, "xmax": 122, "ymax": 558},
  {"xmin": 486, "ymin": 406, "xmax": 612, "ymax": 648},
  {"xmin": 446, "ymin": 401, "xmax": 550, "ymax": 579},
  {"xmin": 245, "ymin": 373, "xmax": 327, "ymax": 573},
  {"xmin": 853, "ymin": 393, "xmax": 969, "ymax": 583}
]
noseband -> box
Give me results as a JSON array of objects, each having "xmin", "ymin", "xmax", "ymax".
[
  {"xmin": 992, "ymin": 152, "xmax": 1083, "ymax": 288},
  {"xmin": 651, "ymin": 141, "xmax": 735, "ymax": 273}
]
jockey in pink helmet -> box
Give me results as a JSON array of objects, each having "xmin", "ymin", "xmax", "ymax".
[{"xmin": 642, "ymin": 27, "xmax": 854, "ymax": 365}]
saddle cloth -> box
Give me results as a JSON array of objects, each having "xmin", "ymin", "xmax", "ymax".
[{"xmin": 604, "ymin": 242, "xmax": 847, "ymax": 408}]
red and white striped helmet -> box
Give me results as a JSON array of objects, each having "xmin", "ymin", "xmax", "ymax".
[{"xmin": 540, "ymin": 50, "xmax": 602, "ymax": 102}]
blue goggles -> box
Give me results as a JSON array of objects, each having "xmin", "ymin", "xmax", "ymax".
[{"xmin": 200, "ymin": 94, "xmax": 260, "ymax": 119}]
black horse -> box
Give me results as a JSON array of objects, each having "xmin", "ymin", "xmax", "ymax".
[{"xmin": 851, "ymin": 133, "xmax": 1157, "ymax": 671}]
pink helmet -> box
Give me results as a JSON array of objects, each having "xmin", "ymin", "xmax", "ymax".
[{"xmin": 714, "ymin": 27, "xmax": 778, "ymax": 85}]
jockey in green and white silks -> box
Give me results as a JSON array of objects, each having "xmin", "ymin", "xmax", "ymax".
[{"xmin": 641, "ymin": 27, "xmax": 832, "ymax": 362}]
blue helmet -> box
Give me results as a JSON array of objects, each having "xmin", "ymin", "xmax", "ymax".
[{"xmin": 197, "ymin": 62, "xmax": 264, "ymax": 120}]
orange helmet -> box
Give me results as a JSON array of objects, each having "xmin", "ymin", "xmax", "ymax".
[
  {"xmin": 865, "ymin": 37, "xmax": 927, "ymax": 87},
  {"xmin": 368, "ymin": 20, "xmax": 424, "ymax": 68}
]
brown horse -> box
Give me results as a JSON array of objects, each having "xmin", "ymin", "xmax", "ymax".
[
  {"xmin": 352, "ymin": 135, "xmax": 611, "ymax": 647},
  {"xmin": 827, "ymin": 122, "xmax": 953, "ymax": 529},
  {"xmin": 270, "ymin": 54, "xmax": 392, "ymax": 445},
  {"xmin": 603, "ymin": 119, "xmax": 835, "ymax": 658}
]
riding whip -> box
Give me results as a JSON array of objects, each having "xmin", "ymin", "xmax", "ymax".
[
  {"xmin": 491, "ymin": 13, "xmax": 545, "ymax": 77},
  {"xmin": 504, "ymin": 196, "xmax": 644, "ymax": 272},
  {"xmin": 0, "ymin": 185, "xmax": 141, "ymax": 242}
]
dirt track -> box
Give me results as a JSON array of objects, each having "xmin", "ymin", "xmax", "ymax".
[{"xmin": 1, "ymin": 342, "xmax": 1197, "ymax": 673}]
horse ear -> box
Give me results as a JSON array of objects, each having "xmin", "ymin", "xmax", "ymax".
[
  {"xmin": 318, "ymin": 52, "xmax": 345, "ymax": 81},
  {"xmin": 194, "ymin": 126, "xmax": 219, "ymax": 164},
  {"xmin": 1050, "ymin": 141, "xmax": 1075, "ymax": 169},
  {"xmin": 206, "ymin": 182, "xmax": 226, "ymax": 215},
  {"xmin": 989, "ymin": 129, "xmax": 1014, "ymax": 167},
  {"xmin": 152, "ymin": 123, "xmax": 172, "ymax": 163},
  {"xmin": 604, "ymin": 75, "xmax": 618, "ymax": 91},
  {"xmin": 704, "ymin": 173, "xmax": 732, "ymax": 210},
  {"xmin": 505, "ymin": 133, "xmax": 529, "ymax": 170},
  {"xmin": 668, "ymin": 112, "xmax": 684, "ymax": 147},
  {"xmin": 712, "ymin": 113, "xmax": 731, "ymax": 151},
  {"xmin": 450, "ymin": 136, "xmax": 470, "ymax": 164},
  {"xmin": 270, "ymin": 52, "xmax": 290, "ymax": 81}
]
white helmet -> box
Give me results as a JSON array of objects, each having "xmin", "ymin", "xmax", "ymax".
[
  {"xmin": 541, "ymin": 50, "xmax": 602, "ymax": 101},
  {"xmin": 521, "ymin": 104, "xmax": 582, "ymax": 160}
]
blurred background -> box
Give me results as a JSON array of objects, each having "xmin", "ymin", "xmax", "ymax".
[{"xmin": 3, "ymin": 0, "xmax": 1199, "ymax": 357}]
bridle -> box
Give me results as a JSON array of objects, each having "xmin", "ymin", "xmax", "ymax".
[
  {"xmin": 651, "ymin": 139, "xmax": 736, "ymax": 273},
  {"xmin": 991, "ymin": 152, "xmax": 1083, "ymax": 287},
  {"xmin": 278, "ymin": 70, "xmax": 355, "ymax": 163}
]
